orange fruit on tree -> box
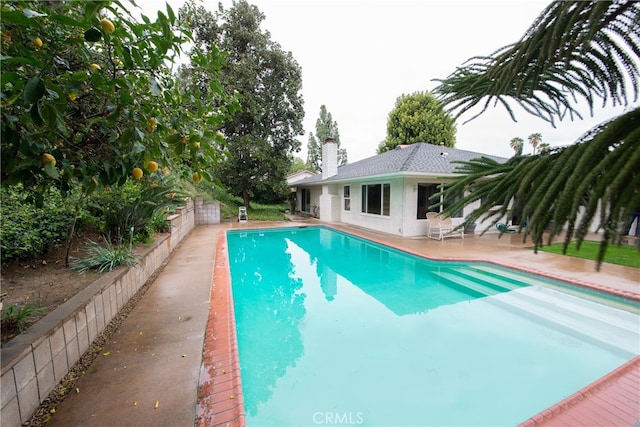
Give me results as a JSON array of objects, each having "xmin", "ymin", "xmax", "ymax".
[
  {"xmin": 41, "ymin": 153, "xmax": 56, "ymax": 166},
  {"xmin": 132, "ymin": 167, "xmax": 143, "ymax": 180},
  {"xmin": 145, "ymin": 161, "xmax": 159, "ymax": 172},
  {"xmin": 147, "ymin": 117, "xmax": 157, "ymax": 132},
  {"xmin": 100, "ymin": 18, "xmax": 115, "ymax": 34},
  {"xmin": 32, "ymin": 37, "xmax": 43, "ymax": 48}
]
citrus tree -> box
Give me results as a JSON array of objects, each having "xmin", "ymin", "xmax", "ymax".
[{"xmin": 1, "ymin": 0, "xmax": 237, "ymax": 197}]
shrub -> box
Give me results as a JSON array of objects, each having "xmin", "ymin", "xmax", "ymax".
[
  {"xmin": 148, "ymin": 211, "xmax": 171, "ymax": 234},
  {"xmin": 1, "ymin": 303, "xmax": 47, "ymax": 333},
  {"xmin": 86, "ymin": 179, "xmax": 185, "ymax": 242},
  {"xmin": 70, "ymin": 236, "xmax": 139, "ymax": 273},
  {"xmin": 0, "ymin": 185, "xmax": 80, "ymax": 263}
]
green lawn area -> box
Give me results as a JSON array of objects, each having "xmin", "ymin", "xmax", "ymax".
[
  {"xmin": 220, "ymin": 200, "xmax": 288, "ymax": 222},
  {"xmin": 537, "ymin": 240, "xmax": 640, "ymax": 268}
]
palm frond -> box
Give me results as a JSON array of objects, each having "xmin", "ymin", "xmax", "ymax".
[
  {"xmin": 439, "ymin": 107, "xmax": 640, "ymax": 269},
  {"xmin": 433, "ymin": 1, "xmax": 640, "ymax": 125}
]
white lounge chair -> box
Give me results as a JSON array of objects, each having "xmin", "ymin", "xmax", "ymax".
[
  {"xmin": 428, "ymin": 216, "xmax": 464, "ymax": 240},
  {"xmin": 426, "ymin": 212, "xmax": 439, "ymax": 236},
  {"xmin": 238, "ymin": 207, "xmax": 248, "ymax": 222}
]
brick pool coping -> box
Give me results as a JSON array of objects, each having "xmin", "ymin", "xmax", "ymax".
[
  {"xmin": 196, "ymin": 231, "xmax": 245, "ymax": 427},
  {"xmin": 197, "ymin": 225, "xmax": 639, "ymax": 426}
]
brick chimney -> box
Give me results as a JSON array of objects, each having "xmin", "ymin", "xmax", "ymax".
[{"xmin": 322, "ymin": 137, "xmax": 338, "ymax": 179}]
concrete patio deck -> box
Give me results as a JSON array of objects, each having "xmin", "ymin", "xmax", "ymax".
[{"xmin": 43, "ymin": 219, "xmax": 639, "ymax": 426}]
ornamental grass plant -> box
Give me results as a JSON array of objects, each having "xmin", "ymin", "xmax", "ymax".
[{"xmin": 70, "ymin": 234, "xmax": 139, "ymax": 273}]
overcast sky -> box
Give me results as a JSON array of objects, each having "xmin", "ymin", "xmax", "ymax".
[{"xmin": 135, "ymin": 0, "xmax": 637, "ymax": 162}]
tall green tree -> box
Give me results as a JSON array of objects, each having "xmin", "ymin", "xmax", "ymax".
[
  {"xmin": 538, "ymin": 142, "xmax": 551, "ymax": 154},
  {"xmin": 179, "ymin": 0, "xmax": 305, "ymax": 207},
  {"xmin": 289, "ymin": 156, "xmax": 306, "ymax": 173},
  {"xmin": 510, "ymin": 137, "xmax": 524, "ymax": 156},
  {"xmin": 378, "ymin": 91, "xmax": 456, "ymax": 153},
  {"xmin": 528, "ymin": 132, "xmax": 542, "ymax": 155},
  {"xmin": 306, "ymin": 105, "xmax": 347, "ymax": 172},
  {"xmin": 434, "ymin": 1, "xmax": 640, "ymax": 268}
]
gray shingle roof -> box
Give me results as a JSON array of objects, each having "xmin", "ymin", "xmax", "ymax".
[{"xmin": 291, "ymin": 143, "xmax": 507, "ymax": 186}]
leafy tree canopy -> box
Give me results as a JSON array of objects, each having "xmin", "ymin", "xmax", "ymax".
[
  {"xmin": 434, "ymin": 1, "xmax": 640, "ymax": 269},
  {"xmin": 178, "ymin": 0, "xmax": 305, "ymax": 207},
  {"xmin": 289, "ymin": 156, "xmax": 307, "ymax": 173},
  {"xmin": 510, "ymin": 137, "xmax": 524, "ymax": 156},
  {"xmin": 378, "ymin": 91, "xmax": 456, "ymax": 153},
  {"xmin": 1, "ymin": 0, "xmax": 234, "ymax": 197},
  {"xmin": 306, "ymin": 105, "xmax": 347, "ymax": 172}
]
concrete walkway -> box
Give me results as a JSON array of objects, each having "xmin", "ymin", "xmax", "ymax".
[
  {"xmin": 47, "ymin": 225, "xmax": 218, "ymax": 427},
  {"xmin": 43, "ymin": 221, "xmax": 639, "ymax": 426}
]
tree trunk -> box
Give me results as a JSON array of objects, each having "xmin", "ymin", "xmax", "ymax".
[
  {"xmin": 242, "ymin": 189, "xmax": 250, "ymax": 209},
  {"xmin": 64, "ymin": 192, "xmax": 85, "ymax": 267}
]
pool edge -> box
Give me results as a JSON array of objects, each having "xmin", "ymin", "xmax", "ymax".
[
  {"xmin": 518, "ymin": 355, "xmax": 640, "ymax": 426},
  {"xmin": 196, "ymin": 231, "xmax": 246, "ymax": 427}
]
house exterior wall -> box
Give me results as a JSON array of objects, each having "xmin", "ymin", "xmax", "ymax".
[
  {"xmin": 296, "ymin": 186, "xmax": 322, "ymax": 215},
  {"xmin": 298, "ymin": 176, "xmax": 501, "ymax": 238},
  {"xmin": 319, "ymin": 184, "xmax": 340, "ymax": 222},
  {"xmin": 334, "ymin": 178, "xmax": 405, "ymax": 236}
]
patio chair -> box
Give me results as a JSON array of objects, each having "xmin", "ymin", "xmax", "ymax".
[
  {"xmin": 426, "ymin": 212, "xmax": 440, "ymax": 236},
  {"xmin": 238, "ymin": 207, "xmax": 248, "ymax": 222},
  {"xmin": 428, "ymin": 216, "xmax": 464, "ymax": 240}
]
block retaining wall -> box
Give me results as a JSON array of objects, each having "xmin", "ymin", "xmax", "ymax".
[{"xmin": 1, "ymin": 199, "xmax": 199, "ymax": 426}]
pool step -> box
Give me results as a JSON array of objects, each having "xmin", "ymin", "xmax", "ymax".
[
  {"xmin": 457, "ymin": 265, "xmax": 637, "ymax": 329},
  {"xmin": 491, "ymin": 286, "xmax": 639, "ymax": 354},
  {"xmin": 471, "ymin": 264, "xmax": 638, "ymax": 312},
  {"xmin": 449, "ymin": 267, "xmax": 525, "ymax": 293},
  {"xmin": 433, "ymin": 270, "xmax": 510, "ymax": 298},
  {"xmin": 432, "ymin": 267, "xmax": 639, "ymax": 355}
]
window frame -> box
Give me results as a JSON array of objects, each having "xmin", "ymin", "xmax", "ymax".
[
  {"xmin": 416, "ymin": 182, "xmax": 463, "ymax": 219},
  {"xmin": 301, "ymin": 188, "xmax": 311, "ymax": 213},
  {"xmin": 343, "ymin": 185, "xmax": 351, "ymax": 211},
  {"xmin": 361, "ymin": 183, "xmax": 391, "ymax": 217}
]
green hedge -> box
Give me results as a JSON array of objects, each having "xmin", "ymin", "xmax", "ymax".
[{"xmin": 0, "ymin": 185, "xmax": 78, "ymax": 263}]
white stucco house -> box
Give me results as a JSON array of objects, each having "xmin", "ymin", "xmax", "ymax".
[{"xmin": 289, "ymin": 139, "xmax": 508, "ymax": 238}]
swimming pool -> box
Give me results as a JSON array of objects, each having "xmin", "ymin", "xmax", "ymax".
[{"xmin": 226, "ymin": 226, "xmax": 639, "ymax": 426}]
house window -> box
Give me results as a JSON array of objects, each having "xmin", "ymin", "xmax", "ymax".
[
  {"xmin": 301, "ymin": 188, "xmax": 311, "ymax": 213},
  {"xmin": 344, "ymin": 186, "xmax": 351, "ymax": 211},
  {"xmin": 417, "ymin": 183, "xmax": 439, "ymax": 219},
  {"xmin": 442, "ymin": 189, "xmax": 463, "ymax": 218},
  {"xmin": 416, "ymin": 183, "xmax": 462, "ymax": 218},
  {"xmin": 361, "ymin": 183, "xmax": 390, "ymax": 216}
]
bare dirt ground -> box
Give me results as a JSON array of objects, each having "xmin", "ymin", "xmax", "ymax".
[{"xmin": 1, "ymin": 231, "xmax": 102, "ymax": 344}]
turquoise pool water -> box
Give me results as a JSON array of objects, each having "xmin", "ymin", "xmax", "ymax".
[{"xmin": 227, "ymin": 227, "xmax": 639, "ymax": 426}]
